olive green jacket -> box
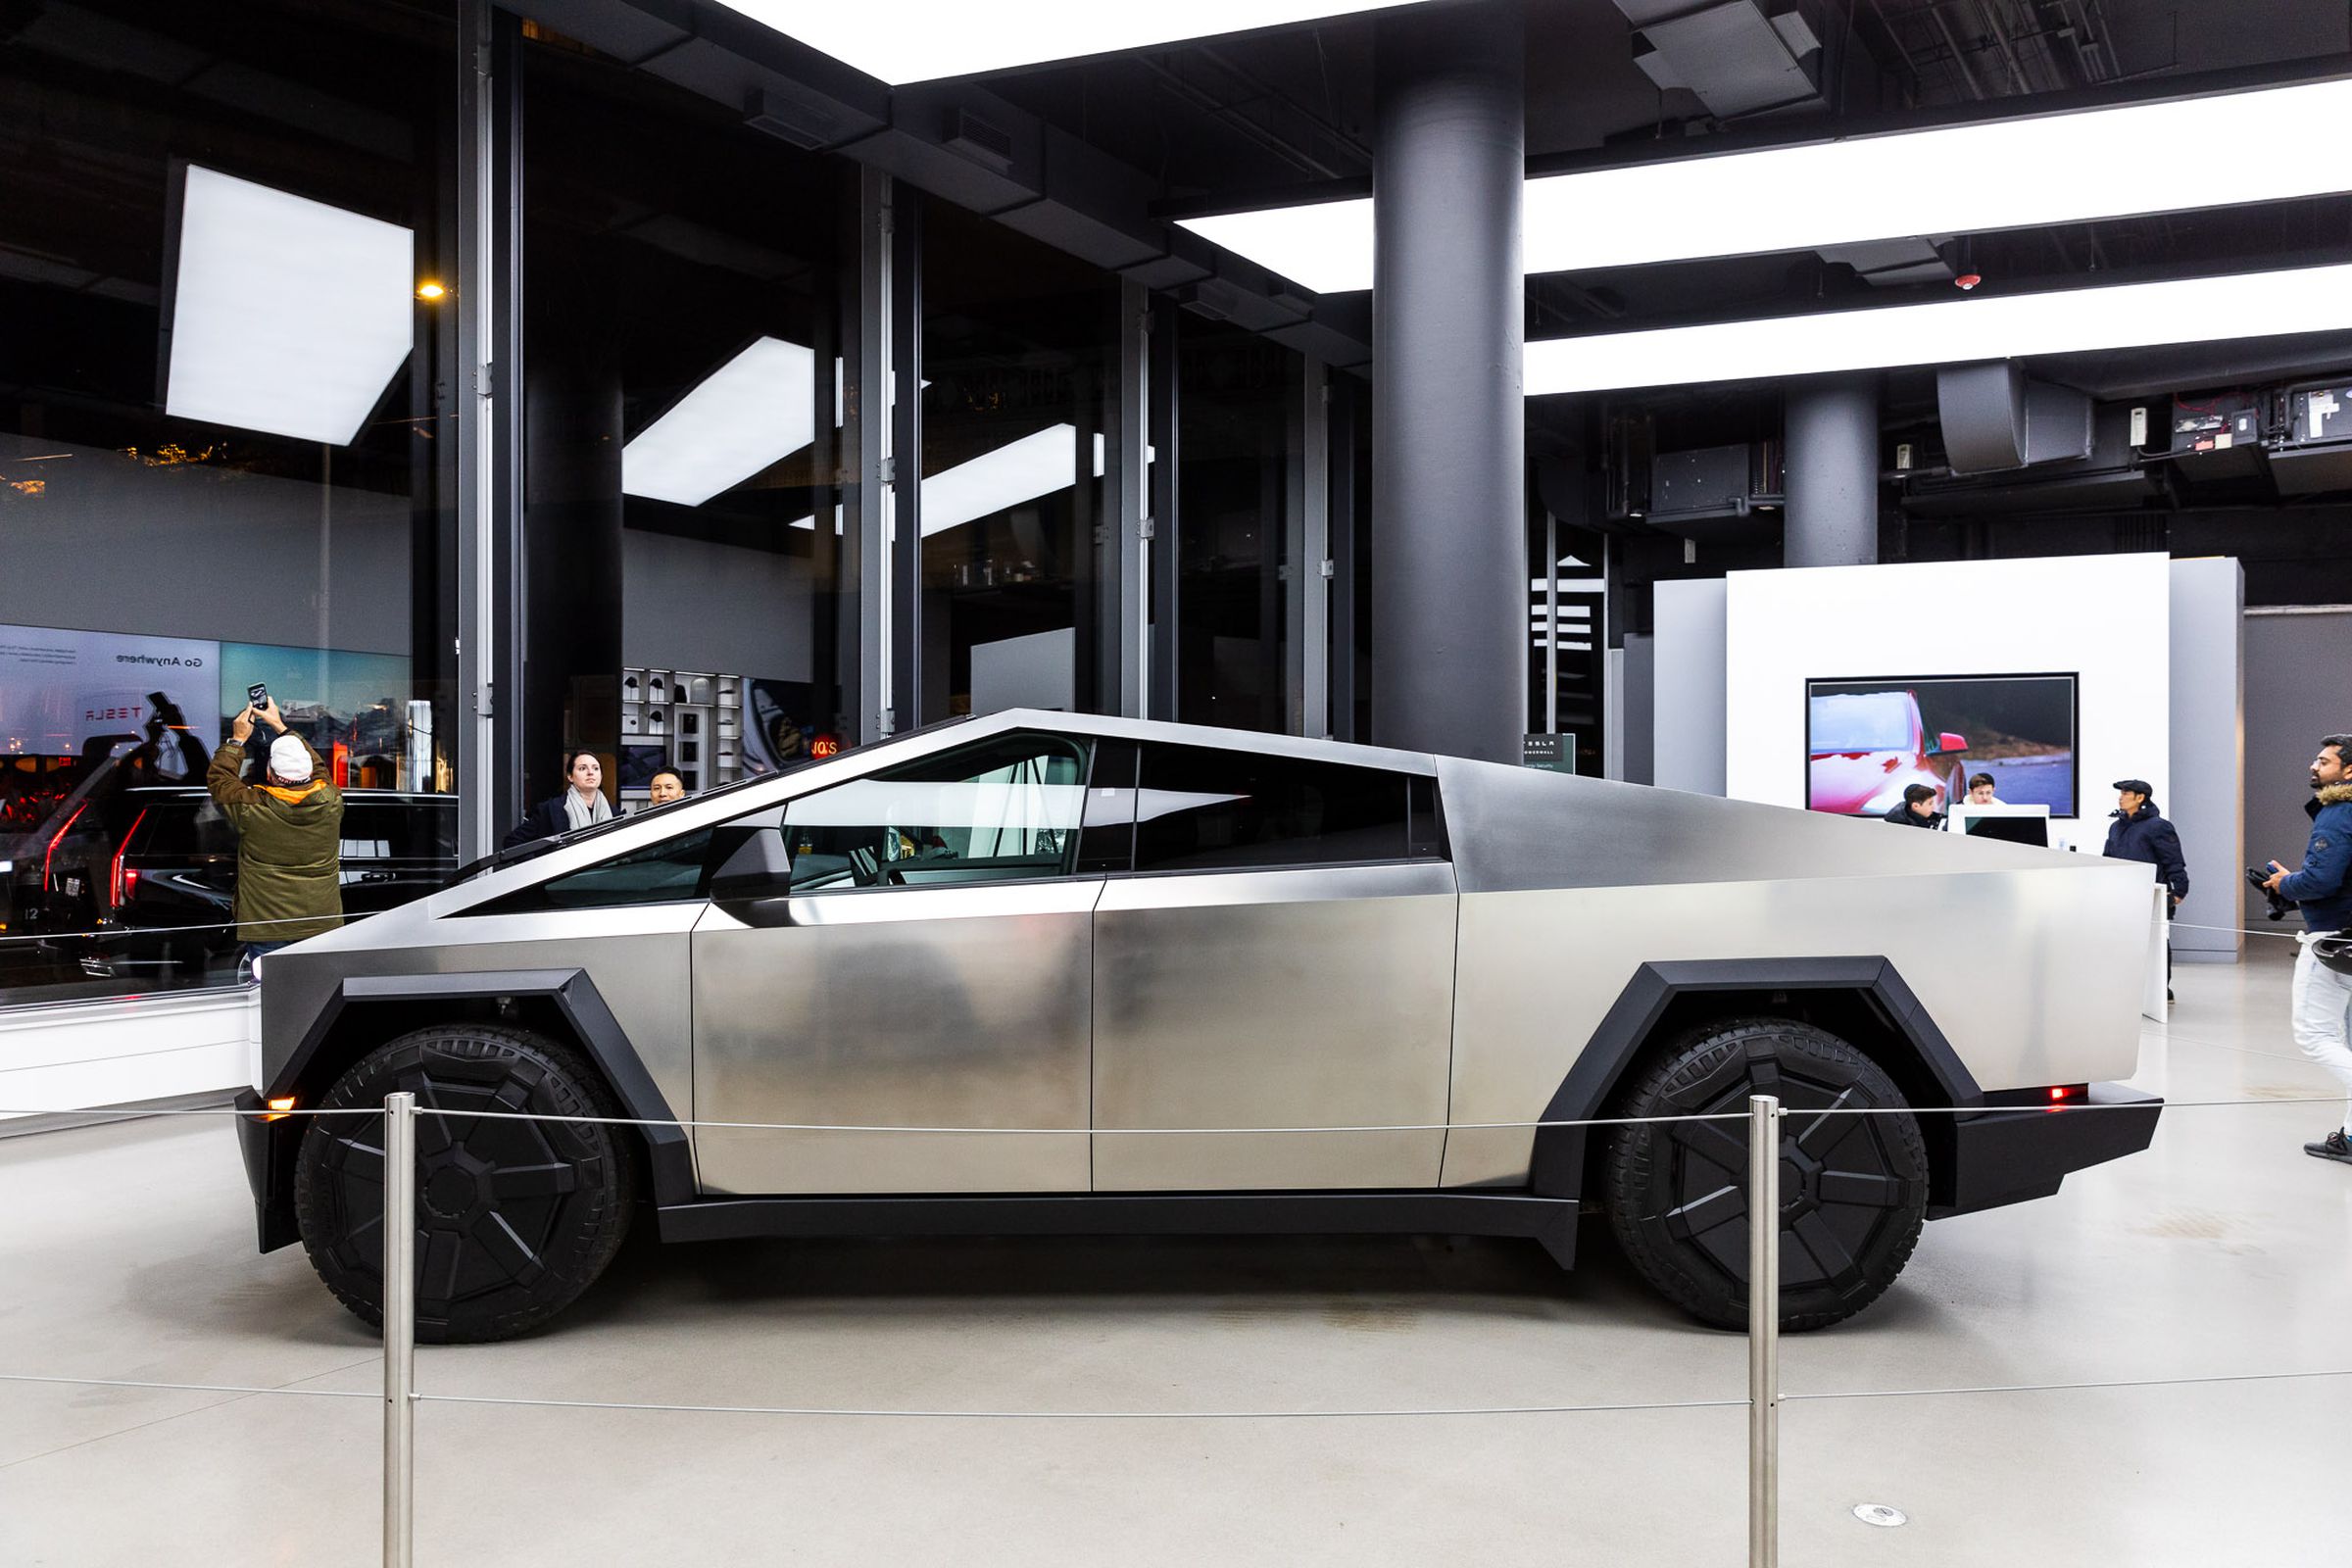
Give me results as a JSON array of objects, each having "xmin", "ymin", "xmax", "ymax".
[{"xmin": 205, "ymin": 734, "xmax": 346, "ymax": 943}]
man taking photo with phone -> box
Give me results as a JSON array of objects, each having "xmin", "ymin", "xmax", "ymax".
[
  {"xmin": 207, "ymin": 694, "xmax": 345, "ymax": 979},
  {"xmin": 2262, "ymin": 734, "xmax": 2352, "ymax": 1165}
]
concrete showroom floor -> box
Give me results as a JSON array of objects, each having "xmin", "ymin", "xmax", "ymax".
[{"xmin": 2, "ymin": 936, "xmax": 2348, "ymax": 1566}]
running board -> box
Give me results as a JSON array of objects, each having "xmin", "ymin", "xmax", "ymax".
[{"xmin": 657, "ymin": 1188, "xmax": 1581, "ymax": 1268}]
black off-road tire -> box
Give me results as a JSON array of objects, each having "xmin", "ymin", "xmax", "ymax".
[
  {"xmin": 1603, "ymin": 1017, "xmax": 1929, "ymax": 1332},
  {"xmin": 293, "ymin": 1023, "xmax": 638, "ymax": 1343}
]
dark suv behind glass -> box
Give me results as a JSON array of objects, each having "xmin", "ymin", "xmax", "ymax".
[{"xmin": 4, "ymin": 784, "xmax": 457, "ymax": 1002}]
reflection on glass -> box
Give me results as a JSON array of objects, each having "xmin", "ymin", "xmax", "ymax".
[
  {"xmin": 917, "ymin": 198, "xmax": 1114, "ymax": 723},
  {"xmin": 164, "ymin": 167, "xmax": 417, "ymax": 447},
  {"xmin": 0, "ymin": 0, "xmax": 461, "ymax": 1009},
  {"xmin": 621, "ymin": 337, "xmax": 818, "ymax": 507},
  {"xmin": 526, "ymin": 30, "xmax": 850, "ymax": 816},
  {"xmin": 785, "ymin": 736, "xmax": 1088, "ymax": 889},
  {"xmin": 1176, "ymin": 323, "xmax": 1298, "ymax": 733}
]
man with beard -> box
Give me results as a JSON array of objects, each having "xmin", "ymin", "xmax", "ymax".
[{"xmin": 2263, "ymin": 736, "xmax": 2352, "ymax": 1164}]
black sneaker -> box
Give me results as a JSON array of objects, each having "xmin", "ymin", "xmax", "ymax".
[{"xmin": 2304, "ymin": 1130, "xmax": 2352, "ymax": 1164}]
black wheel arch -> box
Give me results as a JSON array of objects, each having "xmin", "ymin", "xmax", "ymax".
[
  {"xmin": 1527, "ymin": 956, "xmax": 1984, "ymax": 1212},
  {"xmin": 263, "ymin": 970, "xmax": 694, "ymax": 1220}
]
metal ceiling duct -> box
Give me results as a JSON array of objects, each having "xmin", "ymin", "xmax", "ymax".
[{"xmin": 1613, "ymin": 0, "xmax": 1829, "ymax": 120}]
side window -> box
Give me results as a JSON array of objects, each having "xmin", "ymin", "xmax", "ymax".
[
  {"xmin": 468, "ymin": 827, "xmax": 716, "ymax": 913},
  {"xmin": 711, "ymin": 734, "xmax": 1092, "ymax": 897},
  {"xmin": 338, "ymin": 803, "xmax": 397, "ymax": 862},
  {"xmin": 341, "ymin": 800, "xmax": 459, "ymax": 861},
  {"xmin": 127, "ymin": 798, "xmax": 235, "ymax": 858},
  {"xmin": 1132, "ymin": 744, "xmax": 1412, "ymax": 873}
]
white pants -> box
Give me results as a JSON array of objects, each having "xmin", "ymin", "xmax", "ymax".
[{"xmin": 2292, "ymin": 934, "xmax": 2352, "ymax": 1136}]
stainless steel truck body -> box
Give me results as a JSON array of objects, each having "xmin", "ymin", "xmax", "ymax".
[{"xmin": 235, "ymin": 711, "xmax": 2160, "ymax": 1340}]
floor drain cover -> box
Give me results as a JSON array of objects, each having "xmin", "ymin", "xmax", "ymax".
[{"xmin": 1852, "ymin": 1503, "xmax": 1909, "ymax": 1528}]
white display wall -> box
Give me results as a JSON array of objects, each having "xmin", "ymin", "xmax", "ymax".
[
  {"xmin": 1658, "ymin": 552, "xmax": 2242, "ymax": 959},
  {"xmin": 1722, "ymin": 553, "xmax": 2172, "ymax": 825}
]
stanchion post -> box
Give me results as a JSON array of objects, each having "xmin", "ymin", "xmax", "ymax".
[
  {"xmin": 1748, "ymin": 1094, "xmax": 1781, "ymax": 1568},
  {"xmin": 383, "ymin": 1092, "xmax": 416, "ymax": 1568}
]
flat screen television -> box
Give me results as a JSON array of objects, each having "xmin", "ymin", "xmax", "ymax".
[{"xmin": 1806, "ymin": 672, "xmax": 2078, "ymax": 819}]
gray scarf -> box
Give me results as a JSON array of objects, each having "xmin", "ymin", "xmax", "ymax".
[{"xmin": 564, "ymin": 787, "xmax": 612, "ymax": 833}]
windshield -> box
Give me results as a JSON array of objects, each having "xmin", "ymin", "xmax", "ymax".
[{"xmin": 1809, "ymin": 692, "xmax": 1913, "ymax": 754}]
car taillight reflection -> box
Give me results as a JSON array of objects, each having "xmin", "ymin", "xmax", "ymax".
[
  {"xmin": 42, "ymin": 800, "xmax": 88, "ymax": 892},
  {"xmin": 110, "ymin": 808, "xmax": 148, "ymax": 909}
]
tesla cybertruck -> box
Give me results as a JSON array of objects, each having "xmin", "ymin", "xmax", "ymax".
[{"xmin": 235, "ymin": 711, "xmax": 2160, "ymax": 1341}]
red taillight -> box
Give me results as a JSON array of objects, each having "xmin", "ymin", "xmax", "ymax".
[
  {"xmin": 42, "ymin": 800, "xmax": 88, "ymax": 892},
  {"xmin": 110, "ymin": 808, "xmax": 148, "ymax": 909}
]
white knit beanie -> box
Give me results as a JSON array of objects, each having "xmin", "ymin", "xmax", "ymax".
[{"xmin": 268, "ymin": 734, "xmax": 314, "ymax": 783}]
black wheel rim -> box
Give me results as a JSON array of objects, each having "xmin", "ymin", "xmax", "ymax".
[
  {"xmin": 314, "ymin": 1063, "xmax": 591, "ymax": 1309},
  {"xmin": 1651, "ymin": 1046, "xmax": 1923, "ymax": 1298}
]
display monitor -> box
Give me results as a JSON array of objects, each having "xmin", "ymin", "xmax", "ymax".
[
  {"xmin": 1805, "ymin": 672, "xmax": 2078, "ymax": 819},
  {"xmin": 1952, "ymin": 804, "xmax": 2054, "ymax": 848}
]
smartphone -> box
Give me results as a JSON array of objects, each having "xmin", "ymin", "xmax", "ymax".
[{"xmin": 246, "ymin": 682, "xmax": 270, "ymax": 711}]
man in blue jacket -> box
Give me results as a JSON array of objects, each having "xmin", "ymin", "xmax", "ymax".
[
  {"xmin": 2104, "ymin": 778, "xmax": 2188, "ymax": 998},
  {"xmin": 2261, "ymin": 735, "xmax": 2352, "ymax": 1164}
]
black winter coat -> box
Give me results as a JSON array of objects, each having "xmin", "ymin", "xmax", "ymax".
[
  {"xmin": 502, "ymin": 793, "xmax": 579, "ymax": 850},
  {"xmin": 2102, "ymin": 800, "xmax": 2188, "ymax": 900},
  {"xmin": 1881, "ymin": 802, "xmax": 1944, "ymax": 829}
]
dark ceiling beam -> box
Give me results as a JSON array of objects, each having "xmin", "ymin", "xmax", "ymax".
[
  {"xmin": 1133, "ymin": 54, "xmax": 1358, "ymax": 181},
  {"xmin": 1927, "ymin": 3, "xmax": 1990, "ymax": 98},
  {"xmin": 502, "ymin": 0, "xmax": 1370, "ymax": 364}
]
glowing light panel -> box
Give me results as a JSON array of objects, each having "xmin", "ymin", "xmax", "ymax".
[
  {"xmin": 164, "ymin": 167, "xmax": 415, "ymax": 446},
  {"xmin": 1524, "ymin": 264, "xmax": 2352, "ymax": 395},
  {"xmin": 622, "ymin": 337, "xmax": 818, "ymax": 507},
  {"xmin": 1182, "ymin": 76, "xmax": 2352, "ymax": 293}
]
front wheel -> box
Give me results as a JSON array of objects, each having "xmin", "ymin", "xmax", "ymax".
[
  {"xmin": 293, "ymin": 1023, "xmax": 637, "ymax": 1343},
  {"xmin": 1603, "ymin": 1017, "xmax": 1929, "ymax": 1332}
]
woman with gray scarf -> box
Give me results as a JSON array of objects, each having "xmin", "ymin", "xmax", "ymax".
[{"xmin": 503, "ymin": 749, "xmax": 613, "ymax": 848}]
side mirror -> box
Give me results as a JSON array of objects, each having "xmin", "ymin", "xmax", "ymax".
[
  {"xmin": 709, "ymin": 825, "xmax": 794, "ymax": 902},
  {"xmin": 1935, "ymin": 732, "xmax": 1969, "ymax": 755}
]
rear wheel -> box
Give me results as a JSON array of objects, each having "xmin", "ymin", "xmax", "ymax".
[
  {"xmin": 293, "ymin": 1023, "xmax": 637, "ymax": 1343},
  {"xmin": 1603, "ymin": 1017, "xmax": 1929, "ymax": 1331}
]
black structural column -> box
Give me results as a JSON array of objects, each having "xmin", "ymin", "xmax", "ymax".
[
  {"xmin": 1783, "ymin": 376, "xmax": 1882, "ymax": 567},
  {"xmin": 519, "ymin": 280, "xmax": 623, "ymax": 811},
  {"xmin": 1370, "ymin": 2, "xmax": 1525, "ymax": 762}
]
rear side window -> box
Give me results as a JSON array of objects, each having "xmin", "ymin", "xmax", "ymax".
[
  {"xmin": 1132, "ymin": 745, "xmax": 1413, "ymax": 872},
  {"xmin": 341, "ymin": 801, "xmax": 459, "ymax": 861},
  {"xmin": 126, "ymin": 797, "xmax": 235, "ymax": 858}
]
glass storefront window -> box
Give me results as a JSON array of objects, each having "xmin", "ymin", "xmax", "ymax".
[
  {"xmin": 0, "ymin": 0, "xmax": 461, "ymax": 1005},
  {"xmin": 519, "ymin": 34, "xmax": 854, "ymax": 831},
  {"xmin": 1174, "ymin": 322, "xmax": 1300, "ymax": 733},
  {"xmin": 916, "ymin": 198, "xmax": 1116, "ymax": 723}
]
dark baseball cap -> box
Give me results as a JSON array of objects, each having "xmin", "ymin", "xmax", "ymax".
[{"xmin": 2111, "ymin": 778, "xmax": 2153, "ymax": 795}]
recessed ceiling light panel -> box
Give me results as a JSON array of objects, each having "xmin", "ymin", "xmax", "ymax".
[
  {"xmin": 164, "ymin": 166, "xmax": 415, "ymax": 446},
  {"xmin": 622, "ymin": 337, "xmax": 818, "ymax": 507},
  {"xmin": 1524, "ymin": 264, "xmax": 2352, "ymax": 395},
  {"xmin": 1183, "ymin": 76, "xmax": 2352, "ymax": 293}
]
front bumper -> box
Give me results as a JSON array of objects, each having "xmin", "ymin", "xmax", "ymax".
[
  {"xmin": 1931, "ymin": 1082, "xmax": 2163, "ymax": 1218},
  {"xmin": 232, "ymin": 1090, "xmax": 303, "ymax": 1252}
]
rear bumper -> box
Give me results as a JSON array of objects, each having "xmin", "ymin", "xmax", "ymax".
[
  {"xmin": 231, "ymin": 1090, "xmax": 302, "ymax": 1253},
  {"xmin": 1932, "ymin": 1082, "xmax": 2162, "ymax": 1219}
]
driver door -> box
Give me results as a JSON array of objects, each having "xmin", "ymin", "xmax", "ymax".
[{"xmin": 690, "ymin": 732, "xmax": 1102, "ymax": 1196}]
